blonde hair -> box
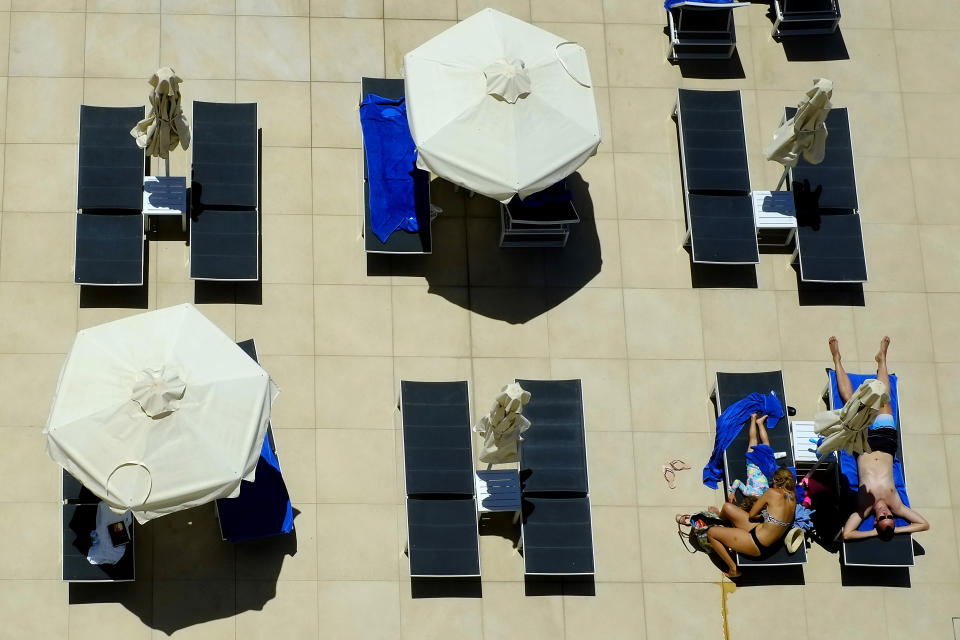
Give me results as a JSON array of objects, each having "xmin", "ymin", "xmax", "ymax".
[{"xmin": 772, "ymin": 468, "xmax": 796, "ymax": 493}]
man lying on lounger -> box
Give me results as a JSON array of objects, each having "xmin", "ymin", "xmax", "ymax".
[{"xmin": 830, "ymin": 336, "xmax": 930, "ymax": 541}]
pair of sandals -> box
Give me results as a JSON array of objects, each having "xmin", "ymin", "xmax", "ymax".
[{"xmin": 662, "ymin": 459, "xmax": 691, "ymax": 489}]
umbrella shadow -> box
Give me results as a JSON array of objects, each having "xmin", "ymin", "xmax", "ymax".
[{"xmin": 69, "ymin": 505, "xmax": 300, "ymax": 636}]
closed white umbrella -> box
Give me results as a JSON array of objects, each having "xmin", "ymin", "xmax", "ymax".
[
  {"xmin": 765, "ymin": 77, "xmax": 833, "ymax": 189},
  {"xmin": 44, "ymin": 304, "xmax": 277, "ymax": 523},
  {"xmin": 403, "ymin": 9, "xmax": 602, "ymax": 202},
  {"xmin": 474, "ymin": 382, "xmax": 531, "ymax": 464},
  {"xmin": 814, "ymin": 378, "xmax": 888, "ymax": 457},
  {"xmin": 130, "ymin": 67, "xmax": 191, "ymax": 176}
]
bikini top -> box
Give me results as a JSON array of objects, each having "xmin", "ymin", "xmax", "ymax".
[{"xmin": 761, "ymin": 507, "xmax": 791, "ymax": 528}]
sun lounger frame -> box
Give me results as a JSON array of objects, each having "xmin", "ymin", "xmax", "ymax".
[
  {"xmin": 61, "ymin": 469, "xmax": 135, "ymax": 582},
  {"xmin": 772, "ymin": 0, "xmax": 841, "ymax": 37},
  {"xmin": 667, "ymin": 2, "xmax": 750, "ymax": 61}
]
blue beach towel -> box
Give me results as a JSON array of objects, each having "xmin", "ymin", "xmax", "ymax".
[
  {"xmin": 828, "ymin": 370, "xmax": 911, "ymax": 531},
  {"xmin": 704, "ymin": 392, "xmax": 785, "ymax": 489},
  {"xmin": 359, "ymin": 94, "xmax": 420, "ymax": 243},
  {"xmin": 744, "ymin": 443, "xmax": 777, "ymax": 482},
  {"xmin": 665, "ymin": 0, "xmax": 740, "ymax": 9}
]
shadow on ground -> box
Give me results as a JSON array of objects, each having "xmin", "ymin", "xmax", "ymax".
[{"xmin": 676, "ymin": 49, "xmax": 746, "ymax": 79}]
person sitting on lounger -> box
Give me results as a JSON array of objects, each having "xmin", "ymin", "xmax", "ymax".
[
  {"xmin": 830, "ymin": 336, "xmax": 930, "ymax": 541},
  {"xmin": 707, "ymin": 466, "xmax": 796, "ymax": 578}
]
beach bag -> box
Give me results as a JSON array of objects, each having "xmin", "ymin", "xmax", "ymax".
[{"xmin": 677, "ymin": 511, "xmax": 727, "ymax": 554}]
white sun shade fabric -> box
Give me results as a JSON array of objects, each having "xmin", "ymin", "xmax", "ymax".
[
  {"xmin": 765, "ymin": 77, "xmax": 833, "ymax": 168},
  {"xmin": 131, "ymin": 67, "xmax": 191, "ymax": 161},
  {"xmin": 45, "ymin": 304, "xmax": 277, "ymax": 523},
  {"xmin": 814, "ymin": 378, "xmax": 888, "ymax": 457},
  {"xmin": 403, "ymin": 9, "xmax": 602, "ymax": 203}
]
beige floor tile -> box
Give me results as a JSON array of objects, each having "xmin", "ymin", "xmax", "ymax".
[
  {"xmin": 13, "ymin": 0, "xmax": 82, "ymax": 8},
  {"xmin": 316, "ymin": 428, "xmax": 399, "ymax": 503},
  {"xmin": 775, "ymin": 291, "xmax": 856, "ymax": 361},
  {"xmin": 727, "ymin": 586, "xmax": 808, "ymax": 638},
  {"xmin": 947, "ymin": 436, "xmax": 960, "ymax": 505},
  {"xmin": 470, "ymin": 291, "xmax": 550, "ymax": 357},
  {"xmin": 928, "ymin": 294, "xmax": 960, "ymax": 363},
  {"xmin": 911, "ymin": 158, "xmax": 960, "ymax": 225},
  {"xmin": 162, "ymin": 0, "xmax": 236, "ymax": 13},
  {"xmin": 538, "ymin": 21, "xmax": 607, "ymax": 87},
  {"xmin": 471, "ymin": 357, "xmax": 551, "ymax": 415},
  {"xmin": 315, "ymin": 355, "xmax": 397, "ymax": 428},
  {"xmin": 261, "ymin": 147, "xmax": 313, "ymax": 214},
  {"xmin": 0, "ymin": 581, "xmax": 68, "ymax": 640},
  {"xmin": 637, "ymin": 506, "xmax": 719, "ymax": 582},
  {"xmin": 642, "ymin": 583, "xmax": 722, "ymax": 638},
  {"xmin": 458, "ymin": 0, "xmax": 530, "ymax": 20},
  {"xmin": 605, "ymin": 24, "xmax": 676, "ymax": 89},
  {"xmin": 614, "ymin": 152, "xmax": 684, "ymax": 221},
  {"xmin": 919, "ymin": 225, "xmax": 960, "ymax": 292},
  {"xmin": 269, "ymin": 428, "xmax": 317, "ymax": 502},
  {"xmin": 4, "ymin": 144, "xmax": 76, "ymax": 212},
  {"xmin": 909, "ymin": 507, "xmax": 960, "ymax": 584},
  {"xmin": 564, "ymin": 583, "xmax": 646, "ymax": 639},
  {"xmin": 383, "ymin": 19, "xmax": 456, "ymax": 77},
  {"xmin": 161, "ymin": 14, "xmax": 236, "ymax": 80},
  {"xmin": 391, "ymin": 216, "xmax": 469, "ymax": 288},
  {"xmin": 316, "ymin": 504, "xmax": 400, "ymax": 578},
  {"xmin": 236, "ymin": 284, "xmax": 315, "ymax": 355},
  {"xmin": 178, "ymin": 79, "xmax": 238, "ymax": 120},
  {"xmin": 9, "ymin": 12, "xmax": 84, "ymax": 77},
  {"xmin": 236, "ymin": 503, "xmax": 318, "ymax": 580},
  {"xmin": 883, "ymin": 583, "xmax": 960, "ymax": 639},
  {"xmin": 843, "ymin": 91, "xmax": 909, "ymax": 159},
  {"xmin": 585, "ymin": 431, "xmax": 637, "ymax": 505},
  {"xmin": 892, "ymin": 361, "xmax": 943, "ymax": 435},
  {"xmin": 85, "ymin": 12, "xmax": 160, "ymax": 78},
  {"xmin": 393, "ymin": 286, "xmax": 471, "ymax": 357},
  {"xmin": 0, "ymin": 354, "xmax": 63, "ymax": 427},
  {"xmin": 619, "ymin": 219, "xmax": 692, "ymax": 289},
  {"xmin": 236, "ymin": 581, "xmax": 319, "ymax": 640},
  {"xmin": 481, "ymin": 582, "xmax": 564, "ymax": 639},
  {"xmin": 852, "ymin": 292, "xmax": 934, "ymax": 363},
  {"xmin": 782, "ymin": 360, "xmax": 832, "ymax": 417},
  {"xmin": 891, "ymin": 0, "xmax": 960, "ymax": 28},
  {"xmin": 152, "ymin": 507, "xmax": 235, "ymax": 580},
  {"xmin": 237, "ymin": 81, "xmax": 311, "ymax": 147},
  {"xmin": 258, "ymin": 354, "xmax": 316, "ymax": 427},
  {"xmin": 624, "ymin": 288, "xmax": 703, "ymax": 359},
  {"xmin": 69, "ymin": 589, "xmax": 153, "ymax": 640},
  {"xmin": 897, "ymin": 31, "xmax": 960, "ymax": 94},
  {"xmin": 466, "ymin": 219, "xmax": 545, "ymax": 287},
  {"xmin": 575, "ymin": 153, "xmax": 617, "ymax": 219},
  {"xmin": 313, "ymin": 216, "xmax": 391, "ymax": 285},
  {"xmin": 311, "ymin": 17, "xmax": 383, "ymax": 82},
  {"xmin": 531, "ymin": 0, "xmax": 603, "ymax": 22},
  {"xmin": 700, "ymin": 289, "xmax": 780, "ymax": 361},
  {"xmin": 317, "ymin": 581, "xmax": 400, "ymax": 639},
  {"xmin": 385, "ymin": 0, "xmax": 456, "ymax": 20},
  {"xmin": 855, "ymin": 156, "xmax": 917, "ymax": 224},
  {"xmin": 591, "ymin": 505, "xmax": 644, "ymax": 581},
  {"xmin": 155, "ymin": 236, "xmax": 193, "ymax": 283},
  {"xmin": 838, "ymin": 0, "xmax": 891, "ymax": 28},
  {"xmin": 314, "ymin": 285, "xmax": 392, "ymax": 355},
  {"xmin": 312, "ymin": 81, "xmax": 362, "ymax": 148},
  {"xmin": 543, "ymin": 218, "xmax": 622, "ymax": 288},
  {"xmin": 399, "ymin": 578, "xmax": 483, "ymax": 640},
  {"xmin": 0, "ymin": 428, "xmax": 59, "ymax": 502},
  {"xmin": 546, "ymin": 288, "xmax": 626, "ymax": 358},
  {"xmin": 0, "ymin": 503, "xmax": 59, "ymax": 579},
  {"xmin": 261, "ymin": 215, "xmax": 313, "ymax": 283},
  {"xmin": 152, "ymin": 580, "xmax": 236, "ymax": 640},
  {"xmin": 237, "ymin": 0, "xmax": 309, "ymax": 16},
  {"xmin": 629, "ymin": 359, "xmax": 712, "ymax": 432},
  {"xmin": 937, "ymin": 364, "xmax": 960, "ymax": 434},
  {"xmin": 603, "ymin": 0, "xmax": 662, "ymax": 23},
  {"xmin": 862, "ymin": 222, "xmax": 925, "ymax": 292},
  {"xmin": 476, "ymin": 526, "xmax": 524, "ymax": 580},
  {"xmin": 155, "ymin": 282, "xmax": 235, "ymax": 336},
  {"xmin": 312, "ymin": 148, "xmax": 362, "ymax": 214},
  {"xmin": 6, "ymin": 78, "xmax": 83, "ymax": 144},
  {"xmin": 0, "ymin": 283, "xmax": 77, "ymax": 353},
  {"xmin": 610, "ymin": 88, "xmax": 678, "ymax": 153},
  {"xmin": 310, "ymin": 0, "xmax": 383, "ymax": 18},
  {"xmin": 88, "ymin": 0, "xmax": 159, "ymax": 9},
  {"xmin": 550, "ymin": 358, "xmax": 632, "ymax": 430},
  {"xmin": 633, "ymin": 431, "xmax": 716, "ymax": 507},
  {"xmin": 903, "ymin": 434, "xmax": 951, "ymax": 508},
  {"xmin": 0, "ymin": 212, "xmax": 74, "ymax": 282},
  {"xmin": 904, "ymin": 93, "xmax": 960, "ymax": 159}
]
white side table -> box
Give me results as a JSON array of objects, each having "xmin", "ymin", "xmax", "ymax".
[
  {"xmin": 143, "ymin": 176, "xmax": 187, "ymax": 232},
  {"xmin": 475, "ymin": 469, "xmax": 521, "ymax": 523},
  {"xmin": 792, "ymin": 420, "xmax": 819, "ymax": 466},
  {"xmin": 752, "ymin": 190, "xmax": 797, "ymax": 246}
]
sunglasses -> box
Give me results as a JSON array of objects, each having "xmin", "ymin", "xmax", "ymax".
[{"xmin": 876, "ymin": 515, "xmax": 895, "ymax": 522}]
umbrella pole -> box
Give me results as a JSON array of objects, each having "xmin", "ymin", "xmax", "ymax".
[
  {"xmin": 164, "ymin": 157, "xmax": 170, "ymax": 177},
  {"xmin": 775, "ymin": 167, "xmax": 789, "ymax": 191}
]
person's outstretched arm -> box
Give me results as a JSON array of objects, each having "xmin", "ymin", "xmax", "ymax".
[{"xmin": 842, "ymin": 511, "xmax": 876, "ymax": 540}]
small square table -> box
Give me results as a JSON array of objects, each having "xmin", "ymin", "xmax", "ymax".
[
  {"xmin": 752, "ymin": 190, "xmax": 797, "ymax": 246},
  {"xmin": 143, "ymin": 176, "xmax": 187, "ymax": 232}
]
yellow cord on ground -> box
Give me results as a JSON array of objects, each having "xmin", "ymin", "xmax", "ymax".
[{"xmin": 720, "ymin": 579, "xmax": 736, "ymax": 640}]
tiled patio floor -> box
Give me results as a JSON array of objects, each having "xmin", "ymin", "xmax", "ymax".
[{"xmin": 0, "ymin": 0, "xmax": 959, "ymax": 638}]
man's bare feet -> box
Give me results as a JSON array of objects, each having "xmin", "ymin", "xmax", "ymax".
[
  {"xmin": 723, "ymin": 568, "xmax": 741, "ymax": 579},
  {"xmin": 876, "ymin": 336, "xmax": 890, "ymax": 364},
  {"xmin": 829, "ymin": 336, "xmax": 841, "ymax": 364}
]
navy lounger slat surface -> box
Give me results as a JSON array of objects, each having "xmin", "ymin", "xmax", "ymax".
[
  {"xmin": 192, "ymin": 101, "xmax": 257, "ymax": 209},
  {"xmin": 796, "ymin": 213, "xmax": 867, "ymax": 283},
  {"xmin": 787, "ymin": 107, "xmax": 857, "ymax": 212},
  {"xmin": 406, "ymin": 498, "xmax": 480, "ymax": 577},
  {"xmin": 517, "ymin": 379, "xmax": 588, "ymax": 495},
  {"xmin": 678, "ymin": 89, "xmax": 750, "ymax": 194},
  {"xmin": 715, "ymin": 371, "xmax": 806, "ymax": 566},
  {"xmin": 77, "ymin": 105, "xmax": 144, "ymax": 211},
  {"xmin": 63, "ymin": 504, "xmax": 135, "ymax": 581},
  {"xmin": 688, "ymin": 193, "xmax": 759, "ymax": 263},
  {"xmin": 522, "ymin": 496, "xmax": 594, "ymax": 575},
  {"xmin": 400, "ymin": 381, "xmax": 474, "ymax": 496},
  {"xmin": 189, "ymin": 209, "xmax": 259, "ymax": 280},
  {"xmin": 74, "ymin": 213, "xmax": 143, "ymax": 285},
  {"xmin": 62, "ymin": 469, "xmax": 98, "ymax": 504}
]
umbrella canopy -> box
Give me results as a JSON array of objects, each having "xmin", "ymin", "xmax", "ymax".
[
  {"xmin": 130, "ymin": 67, "xmax": 191, "ymax": 162},
  {"xmin": 403, "ymin": 9, "xmax": 602, "ymax": 202},
  {"xmin": 474, "ymin": 382, "xmax": 531, "ymax": 464},
  {"xmin": 45, "ymin": 304, "xmax": 277, "ymax": 523},
  {"xmin": 814, "ymin": 378, "xmax": 888, "ymax": 457},
  {"xmin": 765, "ymin": 78, "xmax": 833, "ymax": 168}
]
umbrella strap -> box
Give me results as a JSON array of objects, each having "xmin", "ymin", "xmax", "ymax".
[
  {"xmin": 555, "ymin": 42, "xmax": 591, "ymax": 87},
  {"xmin": 105, "ymin": 461, "xmax": 152, "ymax": 507}
]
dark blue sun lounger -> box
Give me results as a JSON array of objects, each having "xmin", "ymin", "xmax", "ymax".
[
  {"xmin": 666, "ymin": 1, "xmax": 749, "ymax": 61},
  {"xmin": 189, "ymin": 101, "xmax": 260, "ymax": 281},
  {"xmin": 772, "ymin": 0, "xmax": 841, "ymax": 37},
  {"xmin": 214, "ymin": 339, "xmax": 293, "ymax": 542},
  {"xmin": 675, "ymin": 89, "xmax": 759, "ymax": 265},
  {"xmin": 75, "ymin": 105, "xmax": 146, "ymax": 286},
  {"xmin": 62, "ymin": 470, "xmax": 135, "ymax": 582},
  {"xmin": 713, "ymin": 371, "xmax": 807, "ymax": 567},
  {"xmin": 400, "ymin": 381, "xmax": 480, "ymax": 578},
  {"xmin": 825, "ymin": 369, "xmax": 914, "ymax": 567},
  {"xmin": 516, "ymin": 379, "xmax": 595, "ymax": 576}
]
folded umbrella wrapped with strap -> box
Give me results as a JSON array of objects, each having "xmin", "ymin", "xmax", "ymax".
[{"xmin": 814, "ymin": 378, "xmax": 888, "ymax": 456}]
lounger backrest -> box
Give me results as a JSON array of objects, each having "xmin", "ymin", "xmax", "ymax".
[
  {"xmin": 715, "ymin": 370, "xmax": 793, "ymax": 471},
  {"xmin": 677, "ymin": 89, "xmax": 750, "ymax": 194},
  {"xmin": 787, "ymin": 107, "xmax": 857, "ymax": 211},
  {"xmin": 517, "ymin": 379, "xmax": 589, "ymax": 495},
  {"xmin": 784, "ymin": 0, "xmax": 838, "ymax": 14},
  {"xmin": 77, "ymin": 105, "xmax": 145, "ymax": 211},
  {"xmin": 192, "ymin": 101, "xmax": 258, "ymax": 209}
]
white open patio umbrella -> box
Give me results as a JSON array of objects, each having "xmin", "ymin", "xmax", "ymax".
[
  {"xmin": 474, "ymin": 382, "xmax": 531, "ymax": 464},
  {"xmin": 765, "ymin": 77, "xmax": 833, "ymax": 189},
  {"xmin": 403, "ymin": 9, "xmax": 602, "ymax": 202},
  {"xmin": 130, "ymin": 67, "xmax": 191, "ymax": 176},
  {"xmin": 45, "ymin": 304, "xmax": 277, "ymax": 523},
  {"xmin": 814, "ymin": 378, "xmax": 888, "ymax": 457}
]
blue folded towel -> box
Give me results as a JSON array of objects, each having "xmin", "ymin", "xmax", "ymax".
[
  {"xmin": 359, "ymin": 94, "xmax": 420, "ymax": 243},
  {"xmin": 703, "ymin": 391, "xmax": 785, "ymax": 489},
  {"xmin": 665, "ymin": 0, "xmax": 739, "ymax": 9},
  {"xmin": 745, "ymin": 444, "xmax": 777, "ymax": 482}
]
